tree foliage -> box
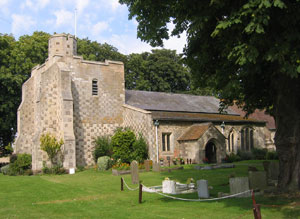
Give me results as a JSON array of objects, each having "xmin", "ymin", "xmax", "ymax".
[
  {"xmin": 125, "ymin": 49, "xmax": 191, "ymax": 93},
  {"xmin": 119, "ymin": 0, "xmax": 300, "ymax": 191},
  {"xmin": 111, "ymin": 128, "xmax": 148, "ymax": 163},
  {"xmin": 0, "ymin": 32, "xmax": 50, "ymax": 152},
  {"xmin": 77, "ymin": 38, "xmax": 127, "ymax": 63},
  {"xmin": 40, "ymin": 133, "xmax": 64, "ymax": 166}
]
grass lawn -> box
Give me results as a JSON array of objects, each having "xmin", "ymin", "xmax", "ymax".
[{"xmin": 0, "ymin": 160, "xmax": 299, "ymax": 219}]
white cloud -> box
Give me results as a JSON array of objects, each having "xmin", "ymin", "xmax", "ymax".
[
  {"xmin": 101, "ymin": 34, "xmax": 155, "ymax": 54},
  {"xmin": 11, "ymin": 14, "xmax": 36, "ymax": 35},
  {"xmin": 162, "ymin": 22, "xmax": 186, "ymax": 53},
  {"xmin": 109, "ymin": 0, "xmax": 121, "ymax": 11},
  {"xmin": 21, "ymin": 0, "xmax": 50, "ymax": 11},
  {"xmin": 0, "ymin": 0, "xmax": 9, "ymax": 15},
  {"xmin": 76, "ymin": 0, "xmax": 89, "ymax": 15},
  {"xmin": 0, "ymin": 0, "xmax": 9, "ymax": 7},
  {"xmin": 163, "ymin": 34, "xmax": 186, "ymax": 54},
  {"xmin": 91, "ymin": 21, "xmax": 109, "ymax": 36},
  {"xmin": 37, "ymin": 0, "xmax": 50, "ymax": 9},
  {"xmin": 53, "ymin": 9, "xmax": 73, "ymax": 27}
]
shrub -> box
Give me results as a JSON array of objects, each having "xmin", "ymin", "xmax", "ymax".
[
  {"xmin": 6, "ymin": 154, "xmax": 32, "ymax": 175},
  {"xmin": 266, "ymin": 151, "xmax": 278, "ymax": 160},
  {"xmin": 93, "ymin": 136, "xmax": 112, "ymax": 163},
  {"xmin": 251, "ymin": 148, "xmax": 268, "ymax": 160},
  {"xmin": 40, "ymin": 133, "xmax": 64, "ymax": 166},
  {"xmin": 10, "ymin": 154, "xmax": 18, "ymax": 163},
  {"xmin": 111, "ymin": 128, "xmax": 136, "ymax": 163},
  {"xmin": 226, "ymin": 153, "xmax": 241, "ymax": 163},
  {"xmin": 42, "ymin": 162, "xmax": 65, "ymax": 174},
  {"xmin": 97, "ymin": 156, "xmax": 112, "ymax": 171},
  {"xmin": 132, "ymin": 134, "xmax": 148, "ymax": 163},
  {"xmin": 1, "ymin": 164, "xmax": 10, "ymax": 175},
  {"xmin": 237, "ymin": 149, "xmax": 254, "ymax": 160}
]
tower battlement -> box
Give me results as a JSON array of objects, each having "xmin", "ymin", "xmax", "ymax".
[{"xmin": 48, "ymin": 34, "xmax": 77, "ymax": 58}]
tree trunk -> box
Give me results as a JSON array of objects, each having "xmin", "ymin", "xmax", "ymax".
[{"xmin": 274, "ymin": 75, "xmax": 300, "ymax": 192}]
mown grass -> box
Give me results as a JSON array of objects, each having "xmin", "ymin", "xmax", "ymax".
[{"xmin": 0, "ymin": 160, "xmax": 299, "ymax": 219}]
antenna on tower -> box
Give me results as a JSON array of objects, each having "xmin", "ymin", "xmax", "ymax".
[{"xmin": 74, "ymin": 8, "xmax": 77, "ymax": 38}]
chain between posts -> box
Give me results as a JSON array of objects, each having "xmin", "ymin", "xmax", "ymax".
[{"xmin": 121, "ymin": 177, "xmax": 252, "ymax": 202}]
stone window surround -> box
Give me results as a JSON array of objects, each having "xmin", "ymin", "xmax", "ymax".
[
  {"xmin": 162, "ymin": 132, "xmax": 172, "ymax": 152},
  {"xmin": 240, "ymin": 126, "xmax": 254, "ymax": 151}
]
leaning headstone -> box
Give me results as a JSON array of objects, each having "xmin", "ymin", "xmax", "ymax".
[
  {"xmin": 130, "ymin": 160, "xmax": 139, "ymax": 184},
  {"xmin": 162, "ymin": 179, "xmax": 176, "ymax": 194},
  {"xmin": 152, "ymin": 162, "xmax": 161, "ymax": 172},
  {"xmin": 229, "ymin": 177, "xmax": 251, "ymax": 197},
  {"xmin": 197, "ymin": 180, "xmax": 209, "ymax": 198},
  {"xmin": 144, "ymin": 160, "xmax": 151, "ymax": 172},
  {"xmin": 249, "ymin": 171, "xmax": 267, "ymax": 190},
  {"xmin": 268, "ymin": 162, "xmax": 279, "ymax": 180}
]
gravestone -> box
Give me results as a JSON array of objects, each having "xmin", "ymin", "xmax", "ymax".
[
  {"xmin": 144, "ymin": 160, "xmax": 151, "ymax": 172},
  {"xmin": 229, "ymin": 177, "xmax": 251, "ymax": 197},
  {"xmin": 152, "ymin": 162, "xmax": 161, "ymax": 172},
  {"xmin": 268, "ymin": 162, "xmax": 279, "ymax": 180},
  {"xmin": 197, "ymin": 180, "xmax": 209, "ymax": 198},
  {"xmin": 249, "ymin": 171, "xmax": 267, "ymax": 190},
  {"xmin": 130, "ymin": 160, "xmax": 139, "ymax": 184},
  {"xmin": 162, "ymin": 179, "xmax": 176, "ymax": 194}
]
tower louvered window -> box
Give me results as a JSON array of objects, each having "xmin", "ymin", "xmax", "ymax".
[{"xmin": 92, "ymin": 79, "xmax": 98, "ymax": 95}]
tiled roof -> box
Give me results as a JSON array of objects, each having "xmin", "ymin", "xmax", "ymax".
[
  {"xmin": 229, "ymin": 105, "xmax": 275, "ymax": 130},
  {"xmin": 125, "ymin": 90, "xmax": 238, "ymax": 114},
  {"xmin": 178, "ymin": 123, "xmax": 211, "ymax": 141},
  {"xmin": 150, "ymin": 111, "xmax": 264, "ymax": 124}
]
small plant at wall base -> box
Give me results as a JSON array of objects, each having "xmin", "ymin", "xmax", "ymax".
[
  {"xmin": 40, "ymin": 133, "xmax": 64, "ymax": 167},
  {"xmin": 92, "ymin": 136, "xmax": 113, "ymax": 163}
]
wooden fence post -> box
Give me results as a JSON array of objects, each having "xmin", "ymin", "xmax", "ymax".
[
  {"xmin": 121, "ymin": 178, "xmax": 124, "ymax": 191},
  {"xmin": 139, "ymin": 183, "xmax": 143, "ymax": 204}
]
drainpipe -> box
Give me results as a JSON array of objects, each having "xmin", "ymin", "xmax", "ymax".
[
  {"xmin": 154, "ymin": 120, "xmax": 160, "ymax": 163},
  {"xmin": 221, "ymin": 121, "xmax": 225, "ymax": 134}
]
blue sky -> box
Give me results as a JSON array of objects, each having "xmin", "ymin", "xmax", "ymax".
[{"xmin": 0, "ymin": 0, "xmax": 186, "ymax": 54}]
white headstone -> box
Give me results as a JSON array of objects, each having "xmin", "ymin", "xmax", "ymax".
[
  {"xmin": 162, "ymin": 180, "xmax": 176, "ymax": 194},
  {"xmin": 197, "ymin": 180, "xmax": 209, "ymax": 198},
  {"xmin": 69, "ymin": 168, "xmax": 75, "ymax": 174}
]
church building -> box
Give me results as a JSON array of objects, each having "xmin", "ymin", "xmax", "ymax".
[{"xmin": 15, "ymin": 34, "xmax": 275, "ymax": 171}]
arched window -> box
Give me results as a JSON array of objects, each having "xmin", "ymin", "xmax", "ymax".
[
  {"xmin": 92, "ymin": 79, "xmax": 98, "ymax": 95},
  {"xmin": 241, "ymin": 127, "xmax": 254, "ymax": 151},
  {"xmin": 228, "ymin": 131, "xmax": 234, "ymax": 152}
]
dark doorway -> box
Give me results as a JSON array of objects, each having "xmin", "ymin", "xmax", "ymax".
[{"xmin": 205, "ymin": 142, "xmax": 217, "ymax": 163}]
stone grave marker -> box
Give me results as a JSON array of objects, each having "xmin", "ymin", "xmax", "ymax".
[
  {"xmin": 268, "ymin": 162, "xmax": 279, "ymax": 180},
  {"xmin": 229, "ymin": 177, "xmax": 251, "ymax": 197},
  {"xmin": 197, "ymin": 180, "xmax": 209, "ymax": 198},
  {"xmin": 152, "ymin": 162, "xmax": 161, "ymax": 172},
  {"xmin": 249, "ymin": 171, "xmax": 267, "ymax": 190},
  {"xmin": 144, "ymin": 160, "xmax": 151, "ymax": 172},
  {"xmin": 130, "ymin": 160, "xmax": 139, "ymax": 184},
  {"xmin": 162, "ymin": 179, "xmax": 176, "ymax": 194}
]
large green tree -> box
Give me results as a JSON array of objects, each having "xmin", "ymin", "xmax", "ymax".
[
  {"xmin": 126, "ymin": 49, "xmax": 191, "ymax": 92},
  {"xmin": 120, "ymin": 0, "xmax": 300, "ymax": 191},
  {"xmin": 0, "ymin": 31, "xmax": 50, "ymax": 155},
  {"xmin": 77, "ymin": 38, "xmax": 127, "ymax": 63}
]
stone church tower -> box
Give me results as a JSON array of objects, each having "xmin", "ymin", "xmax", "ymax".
[{"xmin": 15, "ymin": 34, "xmax": 125, "ymax": 171}]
